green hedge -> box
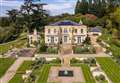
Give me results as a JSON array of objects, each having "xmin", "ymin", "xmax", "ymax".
[
  {"xmin": 48, "ymin": 58, "xmax": 61, "ymax": 64},
  {"xmin": 47, "ymin": 47, "xmax": 58, "ymax": 54},
  {"xmin": 73, "ymin": 45, "xmax": 96, "ymax": 54}
]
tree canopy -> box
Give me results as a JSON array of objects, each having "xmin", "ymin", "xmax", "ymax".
[{"xmin": 75, "ymin": 0, "xmax": 120, "ymax": 17}]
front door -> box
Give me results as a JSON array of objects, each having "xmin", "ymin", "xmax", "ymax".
[
  {"xmin": 78, "ymin": 37, "xmax": 81, "ymax": 43},
  {"xmin": 51, "ymin": 37, "xmax": 54, "ymax": 44},
  {"xmin": 64, "ymin": 36, "xmax": 68, "ymax": 43}
]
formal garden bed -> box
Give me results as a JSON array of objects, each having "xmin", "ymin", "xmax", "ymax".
[
  {"xmin": 0, "ymin": 58, "xmax": 16, "ymax": 78},
  {"xmin": 73, "ymin": 45, "xmax": 96, "ymax": 54},
  {"xmin": 70, "ymin": 58, "xmax": 97, "ymax": 67},
  {"xmin": 70, "ymin": 57, "xmax": 110, "ymax": 83},
  {"xmin": 39, "ymin": 45, "xmax": 58, "ymax": 54},
  {"xmin": 9, "ymin": 58, "xmax": 61, "ymax": 83},
  {"xmin": 9, "ymin": 61, "xmax": 33, "ymax": 83},
  {"xmin": 96, "ymin": 57, "xmax": 120, "ymax": 83},
  {"xmin": 71, "ymin": 61, "xmax": 96, "ymax": 83}
]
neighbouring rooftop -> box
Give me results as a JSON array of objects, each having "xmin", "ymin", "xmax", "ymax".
[{"xmin": 90, "ymin": 26, "xmax": 101, "ymax": 32}]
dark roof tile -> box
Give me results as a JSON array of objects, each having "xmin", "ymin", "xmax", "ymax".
[
  {"xmin": 90, "ymin": 27, "xmax": 101, "ymax": 32},
  {"xmin": 49, "ymin": 20, "xmax": 81, "ymax": 26}
]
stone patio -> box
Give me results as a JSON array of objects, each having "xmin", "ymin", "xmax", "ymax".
[{"xmin": 47, "ymin": 66, "xmax": 85, "ymax": 83}]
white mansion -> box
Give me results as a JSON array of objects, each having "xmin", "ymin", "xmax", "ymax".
[{"xmin": 45, "ymin": 20, "xmax": 88, "ymax": 46}]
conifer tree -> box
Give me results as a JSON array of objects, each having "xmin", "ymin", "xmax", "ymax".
[
  {"xmin": 75, "ymin": 0, "xmax": 120, "ymax": 17},
  {"xmin": 79, "ymin": 0, "xmax": 88, "ymax": 14},
  {"xmin": 75, "ymin": 0, "xmax": 81, "ymax": 14}
]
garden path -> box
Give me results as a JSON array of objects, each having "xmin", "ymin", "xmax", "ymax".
[
  {"xmin": 90, "ymin": 36, "xmax": 106, "ymax": 53},
  {"xmin": 37, "ymin": 53, "xmax": 110, "ymax": 58},
  {"xmin": 60, "ymin": 44, "xmax": 73, "ymax": 55},
  {"xmin": 0, "ymin": 57, "xmax": 32, "ymax": 83}
]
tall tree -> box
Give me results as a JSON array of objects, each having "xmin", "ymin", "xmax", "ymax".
[
  {"xmin": 75, "ymin": 0, "xmax": 88, "ymax": 14},
  {"xmin": 20, "ymin": 0, "xmax": 48, "ymax": 33},
  {"xmin": 75, "ymin": 0, "xmax": 120, "ymax": 17},
  {"xmin": 75, "ymin": 0, "xmax": 81, "ymax": 14},
  {"xmin": 7, "ymin": 9, "xmax": 19, "ymax": 23}
]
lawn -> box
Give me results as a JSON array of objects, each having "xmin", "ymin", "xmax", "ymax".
[
  {"xmin": 9, "ymin": 61, "xmax": 33, "ymax": 83},
  {"xmin": 96, "ymin": 57, "xmax": 120, "ymax": 83},
  {"xmin": 36, "ymin": 64, "xmax": 51, "ymax": 83},
  {"xmin": 0, "ymin": 58, "xmax": 16, "ymax": 78},
  {"xmin": 35, "ymin": 64, "xmax": 61, "ymax": 83},
  {"xmin": 81, "ymin": 64, "xmax": 96, "ymax": 83},
  {"xmin": 0, "ymin": 33, "xmax": 27, "ymax": 55},
  {"xmin": 71, "ymin": 64, "xmax": 96, "ymax": 83}
]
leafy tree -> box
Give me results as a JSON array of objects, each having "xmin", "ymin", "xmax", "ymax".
[
  {"xmin": 0, "ymin": 17, "xmax": 10, "ymax": 27},
  {"xmin": 20, "ymin": 0, "xmax": 48, "ymax": 33},
  {"xmin": 111, "ymin": 7, "xmax": 120, "ymax": 38},
  {"xmin": 7, "ymin": 9, "xmax": 22, "ymax": 39},
  {"xmin": 7, "ymin": 9, "xmax": 19, "ymax": 23}
]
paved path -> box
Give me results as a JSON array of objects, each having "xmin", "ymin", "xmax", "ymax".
[
  {"xmin": 36, "ymin": 53, "xmax": 111, "ymax": 58},
  {"xmin": 90, "ymin": 35, "xmax": 106, "ymax": 53},
  {"xmin": 0, "ymin": 57, "xmax": 32, "ymax": 83}
]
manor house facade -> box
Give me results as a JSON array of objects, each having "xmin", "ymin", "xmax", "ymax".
[{"xmin": 45, "ymin": 20, "xmax": 87, "ymax": 46}]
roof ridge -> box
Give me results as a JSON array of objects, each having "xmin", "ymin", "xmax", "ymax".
[{"xmin": 49, "ymin": 20, "xmax": 80, "ymax": 26}]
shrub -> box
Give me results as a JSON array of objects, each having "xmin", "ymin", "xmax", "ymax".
[
  {"xmin": 73, "ymin": 45, "xmax": 96, "ymax": 54},
  {"xmin": 70, "ymin": 58, "xmax": 81, "ymax": 64},
  {"xmin": 83, "ymin": 58, "xmax": 96, "ymax": 66},
  {"xmin": 73, "ymin": 46, "xmax": 89, "ymax": 54},
  {"xmin": 48, "ymin": 58, "xmax": 61, "ymax": 64},
  {"xmin": 39, "ymin": 45, "xmax": 47, "ymax": 53},
  {"xmin": 47, "ymin": 47, "xmax": 58, "ymax": 54},
  {"xmin": 84, "ymin": 36, "xmax": 91, "ymax": 45},
  {"xmin": 31, "ymin": 58, "xmax": 46, "ymax": 69},
  {"xmin": 95, "ymin": 74, "xmax": 106, "ymax": 82},
  {"xmin": 112, "ymin": 39, "xmax": 120, "ymax": 47}
]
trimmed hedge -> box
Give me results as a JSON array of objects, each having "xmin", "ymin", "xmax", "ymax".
[
  {"xmin": 73, "ymin": 45, "xmax": 96, "ymax": 54},
  {"xmin": 47, "ymin": 47, "xmax": 58, "ymax": 54}
]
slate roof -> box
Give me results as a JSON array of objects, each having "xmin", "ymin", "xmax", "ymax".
[
  {"xmin": 90, "ymin": 27, "xmax": 101, "ymax": 32},
  {"xmin": 49, "ymin": 20, "xmax": 81, "ymax": 26}
]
